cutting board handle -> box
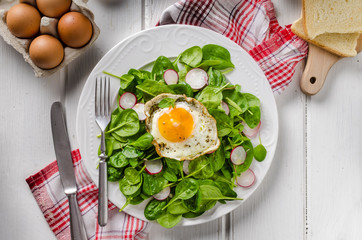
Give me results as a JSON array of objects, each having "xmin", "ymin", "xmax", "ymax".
[{"xmin": 300, "ymin": 43, "xmax": 340, "ymax": 95}]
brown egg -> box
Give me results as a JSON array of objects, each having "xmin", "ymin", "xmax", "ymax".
[
  {"xmin": 6, "ymin": 3, "xmax": 41, "ymax": 38},
  {"xmin": 29, "ymin": 35, "xmax": 64, "ymax": 69},
  {"xmin": 36, "ymin": 0, "xmax": 71, "ymax": 18},
  {"xmin": 58, "ymin": 12, "xmax": 93, "ymax": 48}
]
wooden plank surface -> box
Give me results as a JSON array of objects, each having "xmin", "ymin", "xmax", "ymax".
[
  {"xmin": 307, "ymin": 54, "xmax": 362, "ymax": 239},
  {"xmin": 1, "ymin": 0, "xmax": 362, "ymax": 239}
]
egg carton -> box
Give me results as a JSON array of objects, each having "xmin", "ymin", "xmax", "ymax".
[{"xmin": 0, "ymin": 0, "xmax": 100, "ymax": 77}]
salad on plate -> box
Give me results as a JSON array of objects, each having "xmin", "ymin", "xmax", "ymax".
[{"xmin": 100, "ymin": 44, "xmax": 267, "ymax": 228}]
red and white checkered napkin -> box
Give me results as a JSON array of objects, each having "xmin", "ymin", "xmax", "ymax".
[
  {"xmin": 26, "ymin": 1, "xmax": 308, "ymax": 239},
  {"xmin": 26, "ymin": 149, "xmax": 150, "ymax": 240}
]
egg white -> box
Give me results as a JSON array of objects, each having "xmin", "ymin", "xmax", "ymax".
[{"xmin": 144, "ymin": 94, "xmax": 220, "ymax": 160}]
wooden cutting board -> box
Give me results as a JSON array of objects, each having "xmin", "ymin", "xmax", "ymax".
[{"xmin": 300, "ymin": 35, "xmax": 362, "ymax": 95}]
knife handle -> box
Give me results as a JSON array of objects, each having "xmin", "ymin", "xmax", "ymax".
[
  {"xmin": 68, "ymin": 194, "xmax": 88, "ymax": 240},
  {"xmin": 98, "ymin": 160, "xmax": 108, "ymax": 226}
]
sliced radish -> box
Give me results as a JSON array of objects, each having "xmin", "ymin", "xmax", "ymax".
[
  {"xmin": 183, "ymin": 160, "xmax": 190, "ymax": 175},
  {"xmin": 221, "ymin": 101, "xmax": 230, "ymax": 115},
  {"xmin": 236, "ymin": 169, "xmax": 255, "ymax": 188},
  {"xmin": 242, "ymin": 121, "xmax": 261, "ymax": 138},
  {"xmin": 145, "ymin": 159, "xmax": 163, "ymax": 175},
  {"xmin": 119, "ymin": 92, "xmax": 137, "ymax": 109},
  {"xmin": 153, "ymin": 186, "xmax": 171, "ymax": 200},
  {"xmin": 230, "ymin": 146, "xmax": 246, "ymax": 165},
  {"xmin": 185, "ymin": 68, "xmax": 208, "ymax": 90},
  {"xmin": 132, "ymin": 103, "xmax": 146, "ymax": 120},
  {"xmin": 163, "ymin": 69, "xmax": 179, "ymax": 85}
]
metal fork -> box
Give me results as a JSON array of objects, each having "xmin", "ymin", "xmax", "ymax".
[{"xmin": 95, "ymin": 76, "xmax": 111, "ymax": 227}]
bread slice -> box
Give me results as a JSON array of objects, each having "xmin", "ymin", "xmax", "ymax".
[
  {"xmin": 292, "ymin": 18, "xmax": 359, "ymax": 57},
  {"xmin": 302, "ymin": 0, "xmax": 362, "ymax": 39}
]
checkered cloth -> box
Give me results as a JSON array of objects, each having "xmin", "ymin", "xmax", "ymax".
[{"xmin": 26, "ymin": 1, "xmax": 308, "ymax": 239}]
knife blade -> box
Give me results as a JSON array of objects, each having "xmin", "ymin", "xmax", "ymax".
[{"xmin": 51, "ymin": 101, "xmax": 88, "ymax": 240}]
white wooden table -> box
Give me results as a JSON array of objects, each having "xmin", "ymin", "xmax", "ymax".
[{"xmin": 1, "ymin": 0, "xmax": 362, "ymax": 239}]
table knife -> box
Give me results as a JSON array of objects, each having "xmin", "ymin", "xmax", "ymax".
[{"xmin": 51, "ymin": 102, "xmax": 88, "ymax": 240}]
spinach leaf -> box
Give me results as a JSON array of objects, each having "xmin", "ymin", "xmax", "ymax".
[
  {"xmin": 254, "ymin": 144, "xmax": 267, "ymax": 162},
  {"xmin": 109, "ymin": 151, "xmax": 128, "ymax": 168},
  {"xmin": 163, "ymin": 168, "xmax": 178, "ymax": 182},
  {"xmin": 223, "ymin": 87, "xmax": 249, "ymax": 117},
  {"xmin": 157, "ymin": 212, "xmax": 182, "ymax": 229},
  {"xmin": 152, "ymin": 56, "xmax": 175, "ymax": 80},
  {"xmin": 129, "ymin": 195, "xmax": 145, "ymax": 205},
  {"xmin": 144, "ymin": 199, "xmax": 167, "ymax": 220},
  {"xmin": 136, "ymin": 80, "xmax": 175, "ymax": 101},
  {"xmin": 199, "ymin": 184, "xmax": 242, "ymax": 201},
  {"xmin": 119, "ymin": 74, "xmax": 135, "ymax": 90},
  {"xmin": 214, "ymin": 181, "xmax": 237, "ymax": 198},
  {"xmin": 209, "ymin": 142, "xmax": 225, "ymax": 172},
  {"xmin": 242, "ymin": 106, "xmax": 261, "ymax": 129},
  {"xmin": 142, "ymin": 172, "xmax": 168, "ymax": 196},
  {"xmin": 221, "ymin": 164, "xmax": 233, "ymax": 181},
  {"xmin": 188, "ymin": 155, "xmax": 214, "ymax": 179},
  {"xmin": 183, "ymin": 189, "xmax": 201, "ymax": 212},
  {"xmin": 183, "ymin": 211, "xmax": 204, "ymax": 218},
  {"xmin": 129, "ymin": 133, "xmax": 154, "ymax": 150},
  {"xmin": 158, "ymin": 98, "xmax": 176, "ymax": 108},
  {"xmin": 168, "ymin": 82, "xmax": 194, "ymax": 97},
  {"xmin": 128, "ymin": 68, "xmax": 151, "ymax": 84},
  {"xmin": 163, "ymin": 178, "xmax": 199, "ymax": 209},
  {"xmin": 122, "ymin": 146, "xmax": 142, "ymax": 158},
  {"xmin": 202, "ymin": 44, "xmax": 235, "ymax": 69},
  {"xmin": 107, "ymin": 166, "xmax": 122, "ymax": 182},
  {"xmin": 197, "ymin": 86, "xmax": 223, "ymax": 110},
  {"xmin": 129, "ymin": 158, "xmax": 140, "ymax": 168},
  {"xmin": 179, "ymin": 46, "xmax": 203, "ymax": 68},
  {"xmin": 197, "ymin": 60, "xmax": 223, "ymax": 70},
  {"xmin": 241, "ymin": 93, "xmax": 261, "ymax": 128},
  {"xmin": 235, "ymin": 140, "xmax": 254, "ymax": 175},
  {"xmin": 106, "ymin": 109, "xmax": 140, "ymax": 137},
  {"xmin": 123, "ymin": 167, "xmax": 141, "ymax": 185},
  {"xmin": 165, "ymin": 158, "xmax": 183, "ymax": 176},
  {"xmin": 119, "ymin": 177, "xmax": 142, "ymax": 197},
  {"xmin": 167, "ymin": 200, "xmax": 190, "ymax": 215},
  {"xmin": 207, "ymin": 67, "xmax": 227, "ymax": 87},
  {"xmin": 209, "ymin": 109, "xmax": 233, "ymax": 137}
]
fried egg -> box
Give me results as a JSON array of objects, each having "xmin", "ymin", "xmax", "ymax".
[{"xmin": 144, "ymin": 94, "xmax": 220, "ymax": 161}]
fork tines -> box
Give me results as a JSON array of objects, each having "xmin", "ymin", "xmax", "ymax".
[{"xmin": 95, "ymin": 76, "xmax": 111, "ymax": 118}]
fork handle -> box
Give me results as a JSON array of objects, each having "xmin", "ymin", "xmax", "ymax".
[{"xmin": 98, "ymin": 159, "xmax": 108, "ymax": 226}]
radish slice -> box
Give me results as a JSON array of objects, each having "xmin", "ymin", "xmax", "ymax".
[
  {"xmin": 132, "ymin": 103, "xmax": 146, "ymax": 120},
  {"xmin": 183, "ymin": 160, "xmax": 190, "ymax": 175},
  {"xmin": 119, "ymin": 92, "xmax": 137, "ymax": 109},
  {"xmin": 153, "ymin": 186, "xmax": 171, "ymax": 200},
  {"xmin": 230, "ymin": 146, "xmax": 246, "ymax": 165},
  {"xmin": 185, "ymin": 68, "xmax": 208, "ymax": 90},
  {"xmin": 236, "ymin": 169, "xmax": 255, "ymax": 188},
  {"xmin": 242, "ymin": 121, "xmax": 261, "ymax": 138},
  {"xmin": 145, "ymin": 159, "xmax": 163, "ymax": 175},
  {"xmin": 221, "ymin": 101, "xmax": 230, "ymax": 115},
  {"xmin": 163, "ymin": 69, "xmax": 179, "ymax": 85}
]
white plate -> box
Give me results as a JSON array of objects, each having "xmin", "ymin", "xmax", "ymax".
[{"xmin": 76, "ymin": 25, "xmax": 278, "ymax": 226}]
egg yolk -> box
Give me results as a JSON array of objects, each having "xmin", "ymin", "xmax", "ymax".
[{"xmin": 158, "ymin": 107, "xmax": 194, "ymax": 142}]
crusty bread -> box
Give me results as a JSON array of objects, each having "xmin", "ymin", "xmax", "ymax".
[
  {"xmin": 292, "ymin": 18, "xmax": 359, "ymax": 57},
  {"xmin": 302, "ymin": 0, "xmax": 362, "ymax": 39}
]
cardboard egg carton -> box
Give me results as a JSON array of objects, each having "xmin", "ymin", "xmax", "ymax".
[{"xmin": 0, "ymin": 0, "xmax": 100, "ymax": 77}]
